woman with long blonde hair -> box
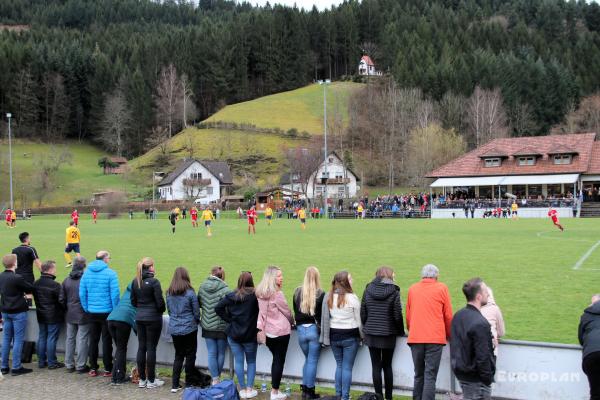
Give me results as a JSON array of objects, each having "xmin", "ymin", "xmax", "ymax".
[
  {"xmin": 319, "ymin": 271, "xmax": 362, "ymax": 400},
  {"xmin": 256, "ymin": 266, "xmax": 294, "ymax": 400},
  {"xmin": 293, "ymin": 267, "xmax": 324, "ymax": 399},
  {"xmin": 130, "ymin": 257, "xmax": 166, "ymax": 389}
]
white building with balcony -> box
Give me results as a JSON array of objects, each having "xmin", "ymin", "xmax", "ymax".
[{"xmin": 157, "ymin": 159, "xmax": 232, "ymax": 203}]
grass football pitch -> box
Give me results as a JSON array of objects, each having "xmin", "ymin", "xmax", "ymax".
[{"xmin": 2, "ymin": 214, "xmax": 599, "ymax": 345}]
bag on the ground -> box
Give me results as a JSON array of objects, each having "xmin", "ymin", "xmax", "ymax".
[
  {"xmin": 356, "ymin": 393, "xmax": 382, "ymax": 400},
  {"xmin": 182, "ymin": 379, "xmax": 239, "ymax": 400},
  {"xmin": 184, "ymin": 367, "xmax": 212, "ymax": 388},
  {"xmin": 21, "ymin": 341, "xmax": 35, "ymax": 363}
]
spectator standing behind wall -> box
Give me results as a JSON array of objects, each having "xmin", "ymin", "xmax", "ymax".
[
  {"xmin": 0, "ymin": 254, "xmax": 34, "ymax": 376},
  {"xmin": 578, "ymin": 294, "xmax": 600, "ymax": 400},
  {"xmin": 480, "ymin": 285, "xmax": 505, "ymax": 358},
  {"xmin": 450, "ymin": 278, "xmax": 495, "ymax": 400},
  {"xmin": 360, "ymin": 266, "xmax": 405, "ymax": 400},
  {"xmin": 406, "ymin": 264, "xmax": 453, "ymax": 400}
]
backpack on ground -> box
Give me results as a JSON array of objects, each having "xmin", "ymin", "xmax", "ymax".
[
  {"xmin": 182, "ymin": 379, "xmax": 239, "ymax": 400},
  {"xmin": 356, "ymin": 392, "xmax": 382, "ymax": 400},
  {"xmin": 184, "ymin": 367, "xmax": 212, "ymax": 388},
  {"xmin": 21, "ymin": 341, "xmax": 35, "ymax": 364}
]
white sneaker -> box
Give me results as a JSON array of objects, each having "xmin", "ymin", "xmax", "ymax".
[
  {"xmin": 270, "ymin": 392, "xmax": 288, "ymax": 400},
  {"xmin": 147, "ymin": 379, "xmax": 165, "ymax": 389},
  {"xmin": 138, "ymin": 379, "xmax": 147, "ymax": 388},
  {"xmin": 246, "ymin": 389, "xmax": 258, "ymax": 399},
  {"xmin": 171, "ymin": 386, "xmax": 182, "ymax": 393},
  {"xmin": 239, "ymin": 389, "xmax": 248, "ymax": 399}
]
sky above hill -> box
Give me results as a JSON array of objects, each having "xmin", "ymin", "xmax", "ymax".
[{"xmin": 243, "ymin": 0, "xmax": 345, "ymax": 10}]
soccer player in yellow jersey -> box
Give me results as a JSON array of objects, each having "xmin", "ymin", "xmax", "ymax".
[
  {"xmin": 174, "ymin": 207, "xmax": 181, "ymax": 221},
  {"xmin": 265, "ymin": 206, "xmax": 274, "ymax": 226},
  {"xmin": 64, "ymin": 220, "xmax": 81, "ymax": 267},
  {"xmin": 357, "ymin": 204, "xmax": 364, "ymax": 219},
  {"xmin": 201, "ymin": 207, "xmax": 215, "ymax": 237},
  {"xmin": 11, "ymin": 209, "xmax": 17, "ymax": 228},
  {"xmin": 511, "ymin": 201, "xmax": 519, "ymax": 219},
  {"xmin": 298, "ymin": 207, "xmax": 307, "ymax": 230}
]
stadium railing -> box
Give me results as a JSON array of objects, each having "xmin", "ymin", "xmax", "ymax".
[{"xmin": 0, "ymin": 310, "xmax": 587, "ymax": 400}]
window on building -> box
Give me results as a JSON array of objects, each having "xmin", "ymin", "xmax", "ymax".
[
  {"xmin": 479, "ymin": 186, "xmax": 493, "ymax": 199},
  {"xmin": 338, "ymin": 186, "xmax": 345, "ymax": 194},
  {"xmin": 335, "ymin": 173, "xmax": 343, "ymax": 179},
  {"xmin": 518, "ymin": 156, "xmax": 536, "ymax": 166},
  {"xmin": 190, "ymin": 172, "xmax": 202, "ymax": 180},
  {"xmin": 328, "ymin": 157, "xmax": 334, "ymax": 163},
  {"xmin": 553, "ymin": 154, "xmax": 572, "ymax": 165},
  {"xmin": 206, "ymin": 186, "xmax": 213, "ymax": 195},
  {"xmin": 529, "ymin": 185, "xmax": 542, "ymax": 198},
  {"xmin": 484, "ymin": 158, "xmax": 501, "ymax": 167},
  {"xmin": 316, "ymin": 186, "xmax": 323, "ymax": 195},
  {"xmin": 512, "ymin": 185, "xmax": 526, "ymax": 198},
  {"xmin": 547, "ymin": 184, "xmax": 562, "ymax": 197}
]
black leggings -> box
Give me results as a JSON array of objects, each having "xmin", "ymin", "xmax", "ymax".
[
  {"xmin": 108, "ymin": 321, "xmax": 131, "ymax": 383},
  {"xmin": 368, "ymin": 346, "xmax": 395, "ymax": 400},
  {"xmin": 136, "ymin": 320, "xmax": 162, "ymax": 382},
  {"xmin": 266, "ymin": 335, "xmax": 290, "ymax": 390},
  {"xmin": 172, "ymin": 330, "xmax": 198, "ymax": 388},
  {"xmin": 87, "ymin": 313, "xmax": 113, "ymax": 372}
]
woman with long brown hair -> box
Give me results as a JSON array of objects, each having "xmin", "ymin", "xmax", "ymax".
[
  {"xmin": 320, "ymin": 271, "xmax": 362, "ymax": 400},
  {"xmin": 130, "ymin": 257, "xmax": 166, "ymax": 389},
  {"xmin": 166, "ymin": 267, "xmax": 200, "ymax": 393},
  {"xmin": 215, "ymin": 272, "xmax": 260, "ymax": 399},
  {"xmin": 293, "ymin": 266, "xmax": 324, "ymax": 399}
]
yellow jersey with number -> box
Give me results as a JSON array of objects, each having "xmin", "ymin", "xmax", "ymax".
[
  {"xmin": 298, "ymin": 209, "xmax": 306, "ymax": 219},
  {"xmin": 265, "ymin": 207, "xmax": 273, "ymax": 217},
  {"xmin": 511, "ymin": 203, "xmax": 518, "ymax": 212},
  {"xmin": 66, "ymin": 226, "xmax": 81, "ymax": 244},
  {"xmin": 201, "ymin": 210, "xmax": 214, "ymax": 221}
]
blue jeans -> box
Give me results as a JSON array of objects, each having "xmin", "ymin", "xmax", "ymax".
[
  {"xmin": 297, "ymin": 324, "xmax": 321, "ymax": 388},
  {"xmin": 1, "ymin": 312, "xmax": 28, "ymax": 370},
  {"xmin": 205, "ymin": 337, "xmax": 227, "ymax": 378},
  {"xmin": 331, "ymin": 337, "xmax": 360, "ymax": 400},
  {"xmin": 227, "ymin": 337, "xmax": 257, "ymax": 388},
  {"xmin": 38, "ymin": 323, "xmax": 61, "ymax": 367}
]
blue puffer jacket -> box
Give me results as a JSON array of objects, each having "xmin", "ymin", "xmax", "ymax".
[
  {"xmin": 79, "ymin": 260, "xmax": 120, "ymax": 313},
  {"xmin": 108, "ymin": 283, "xmax": 137, "ymax": 332},
  {"xmin": 167, "ymin": 289, "xmax": 200, "ymax": 336}
]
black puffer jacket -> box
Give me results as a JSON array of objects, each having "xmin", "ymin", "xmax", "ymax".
[
  {"xmin": 33, "ymin": 273, "xmax": 64, "ymax": 324},
  {"xmin": 579, "ymin": 301, "xmax": 600, "ymax": 359},
  {"xmin": 131, "ymin": 270, "xmax": 166, "ymax": 322},
  {"xmin": 215, "ymin": 290, "xmax": 259, "ymax": 343},
  {"xmin": 60, "ymin": 268, "xmax": 87, "ymax": 324},
  {"xmin": 450, "ymin": 305, "xmax": 495, "ymax": 386},
  {"xmin": 360, "ymin": 277, "xmax": 405, "ymax": 337}
]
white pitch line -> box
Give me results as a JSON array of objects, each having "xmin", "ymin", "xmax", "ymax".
[{"xmin": 573, "ymin": 240, "xmax": 600, "ymax": 270}]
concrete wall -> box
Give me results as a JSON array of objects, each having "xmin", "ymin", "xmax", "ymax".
[
  {"xmin": 431, "ymin": 207, "xmax": 574, "ymax": 219},
  {"xmin": 0, "ymin": 311, "xmax": 589, "ymax": 399}
]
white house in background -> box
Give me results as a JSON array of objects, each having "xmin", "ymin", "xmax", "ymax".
[
  {"xmin": 281, "ymin": 151, "xmax": 360, "ymax": 199},
  {"xmin": 157, "ymin": 159, "xmax": 233, "ymax": 202},
  {"xmin": 358, "ymin": 55, "xmax": 382, "ymax": 76}
]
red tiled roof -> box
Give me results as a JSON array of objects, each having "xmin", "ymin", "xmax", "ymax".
[
  {"xmin": 512, "ymin": 146, "xmax": 543, "ymax": 157},
  {"xmin": 547, "ymin": 144, "xmax": 579, "ymax": 155},
  {"xmin": 428, "ymin": 133, "xmax": 597, "ymax": 177},
  {"xmin": 478, "ymin": 147, "xmax": 509, "ymax": 158},
  {"xmin": 360, "ymin": 55, "xmax": 375, "ymax": 66},
  {"xmin": 589, "ymin": 141, "xmax": 600, "ymax": 174}
]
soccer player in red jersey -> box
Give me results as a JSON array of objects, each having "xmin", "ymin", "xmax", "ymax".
[
  {"xmin": 92, "ymin": 208, "xmax": 98, "ymax": 224},
  {"xmin": 247, "ymin": 206, "xmax": 257, "ymax": 235},
  {"xmin": 190, "ymin": 206, "xmax": 199, "ymax": 228},
  {"xmin": 5, "ymin": 209, "xmax": 12, "ymax": 228},
  {"xmin": 548, "ymin": 208, "xmax": 564, "ymax": 231},
  {"xmin": 71, "ymin": 209, "xmax": 79, "ymax": 226}
]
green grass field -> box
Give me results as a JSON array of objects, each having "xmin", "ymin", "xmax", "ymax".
[
  {"xmin": 2, "ymin": 216, "xmax": 598, "ymax": 345},
  {"xmin": 205, "ymin": 82, "xmax": 363, "ymax": 134}
]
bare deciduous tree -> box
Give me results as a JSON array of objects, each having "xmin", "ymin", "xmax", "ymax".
[
  {"xmin": 181, "ymin": 73, "xmax": 198, "ymax": 128},
  {"xmin": 466, "ymin": 86, "xmax": 508, "ymax": 147},
  {"xmin": 551, "ymin": 93, "xmax": 600, "ymax": 135},
  {"xmin": 182, "ymin": 177, "xmax": 209, "ymax": 200},
  {"xmin": 42, "ymin": 73, "xmax": 69, "ymax": 141},
  {"xmin": 283, "ymin": 142, "xmax": 322, "ymax": 200},
  {"xmin": 100, "ymin": 86, "xmax": 132, "ymax": 157},
  {"xmin": 32, "ymin": 147, "xmax": 73, "ymax": 206},
  {"xmin": 155, "ymin": 64, "xmax": 182, "ymax": 138},
  {"xmin": 12, "ymin": 69, "xmax": 39, "ymax": 132}
]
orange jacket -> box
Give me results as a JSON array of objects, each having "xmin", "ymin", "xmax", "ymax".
[{"xmin": 406, "ymin": 278, "xmax": 453, "ymax": 344}]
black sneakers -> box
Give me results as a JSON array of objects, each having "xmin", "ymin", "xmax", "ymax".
[
  {"xmin": 11, "ymin": 367, "xmax": 33, "ymax": 376},
  {"xmin": 48, "ymin": 362, "xmax": 65, "ymax": 370}
]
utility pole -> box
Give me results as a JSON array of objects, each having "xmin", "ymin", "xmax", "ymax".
[
  {"xmin": 7, "ymin": 113, "xmax": 13, "ymax": 210},
  {"xmin": 319, "ymin": 80, "xmax": 331, "ymax": 218}
]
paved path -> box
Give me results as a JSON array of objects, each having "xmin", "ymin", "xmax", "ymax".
[{"xmin": 0, "ymin": 363, "xmax": 303, "ymax": 400}]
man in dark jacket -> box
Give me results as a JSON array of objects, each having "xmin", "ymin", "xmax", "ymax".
[
  {"xmin": 450, "ymin": 277, "xmax": 495, "ymax": 400},
  {"xmin": 59, "ymin": 256, "xmax": 90, "ymax": 373},
  {"xmin": 578, "ymin": 294, "xmax": 600, "ymax": 400},
  {"xmin": 33, "ymin": 260, "xmax": 65, "ymax": 369},
  {"xmin": 0, "ymin": 254, "xmax": 34, "ymax": 376}
]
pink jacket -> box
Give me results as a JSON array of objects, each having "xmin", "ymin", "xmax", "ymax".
[{"xmin": 257, "ymin": 291, "xmax": 294, "ymax": 337}]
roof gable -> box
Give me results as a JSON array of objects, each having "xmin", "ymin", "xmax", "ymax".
[
  {"xmin": 513, "ymin": 146, "xmax": 543, "ymax": 157},
  {"xmin": 360, "ymin": 55, "xmax": 374, "ymax": 66},
  {"xmin": 428, "ymin": 133, "xmax": 597, "ymax": 178},
  {"xmin": 158, "ymin": 159, "xmax": 233, "ymax": 186}
]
